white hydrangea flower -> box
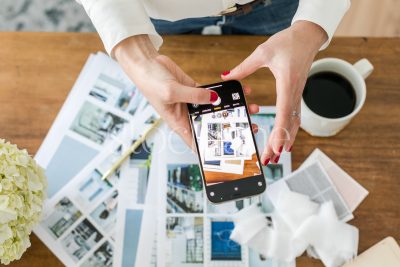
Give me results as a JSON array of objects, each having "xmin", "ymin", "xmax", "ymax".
[{"xmin": 0, "ymin": 139, "xmax": 47, "ymax": 265}]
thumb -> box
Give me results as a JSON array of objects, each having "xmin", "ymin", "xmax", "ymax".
[
  {"xmin": 221, "ymin": 49, "xmax": 263, "ymax": 80},
  {"xmin": 170, "ymin": 83, "xmax": 218, "ymax": 104}
]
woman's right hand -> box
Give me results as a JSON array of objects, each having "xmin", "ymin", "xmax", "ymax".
[{"xmin": 114, "ymin": 35, "xmax": 219, "ymax": 148}]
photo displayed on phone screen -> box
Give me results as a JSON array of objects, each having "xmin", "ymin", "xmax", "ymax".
[{"xmin": 188, "ymin": 81, "xmax": 265, "ymax": 203}]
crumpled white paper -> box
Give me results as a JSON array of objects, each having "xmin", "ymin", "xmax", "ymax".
[{"xmin": 230, "ymin": 190, "xmax": 359, "ymax": 267}]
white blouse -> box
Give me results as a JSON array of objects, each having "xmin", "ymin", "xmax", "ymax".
[{"xmin": 76, "ymin": 0, "xmax": 350, "ymax": 55}]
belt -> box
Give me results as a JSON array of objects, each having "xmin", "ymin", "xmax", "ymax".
[{"xmin": 217, "ymin": 0, "xmax": 266, "ymax": 16}]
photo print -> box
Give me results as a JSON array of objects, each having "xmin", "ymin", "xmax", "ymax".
[
  {"xmin": 167, "ymin": 164, "xmax": 203, "ymax": 213},
  {"xmin": 210, "ymin": 220, "xmax": 241, "ymax": 261},
  {"xmin": 263, "ymin": 164, "xmax": 284, "ymax": 184},
  {"xmin": 43, "ymin": 197, "xmax": 82, "ymax": 239},
  {"xmin": 129, "ymin": 140, "xmax": 154, "ymax": 204},
  {"xmin": 61, "ymin": 219, "xmax": 103, "ymax": 262},
  {"xmin": 73, "ymin": 169, "xmax": 113, "ymax": 210},
  {"xmin": 81, "ymin": 241, "xmax": 113, "ymax": 267},
  {"xmin": 90, "ymin": 190, "xmax": 118, "ymax": 233},
  {"xmin": 165, "ymin": 217, "xmax": 204, "ymax": 266},
  {"xmin": 89, "ymin": 73, "xmax": 143, "ymax": 115},
  {"xmin": 70, "ymin": 101, "xmax": 127, "ymax": 145}
]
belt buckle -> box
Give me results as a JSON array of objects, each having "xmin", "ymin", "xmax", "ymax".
[{"xmin": 217, "ymin": 6, "xmax": 238, "ymax": 16}]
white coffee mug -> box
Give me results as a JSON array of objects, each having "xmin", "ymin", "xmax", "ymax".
[{"xmin": 300, "ymin": 58, "xmax": 374, "ymax": 137}]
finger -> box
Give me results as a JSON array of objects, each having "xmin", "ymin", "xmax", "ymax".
[
  {"xmin": 248, "ymin": 104, "xmax": 260, "ymax": 115},
  {"xmin": 243, "ymin": 85, "xmax": 252, "ymax": 95},
  {"xmin": 269, "ymin": 76, "xmax": 292, "ymax": 155},
  {"xmin": 252, "ymin": 123, "xmax": 258, "ymax": 134},
  {"xmin": 271, "ymin": 153, "xmax": 281, "ymax": 164},
  {"xmin": 221, "ymin": 48, "xmax": 264, "ymax": 80},
  {"xmin": 285, "ymin": 101, "xmax": 301, "ymax": 152},
  {"xmin": 172, "ymin": 116, "xmax": 197, "ymax": 151},
  {"xmin": 260, "ymin": 142, "xmax": 274, "ymax": 166},
  {"xmin": 167, "ymin": 82, "xmax": 219, "ymax": 104}
]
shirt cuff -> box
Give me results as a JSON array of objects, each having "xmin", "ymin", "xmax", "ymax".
[
  {"xmin": 78, "ymin": 0, "xmax": 163, "ymax": 56},
  {"xmin": 291, "ymin": 0, "xmax": 351, "ymax": 50}
]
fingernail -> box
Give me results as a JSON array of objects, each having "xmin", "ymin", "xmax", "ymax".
[
  {"xmin": 210, "ymin": 91, "xmax": 218, "ymax": 102},
  {"xmin": 273, "ymin": 155, "xmax": 280, "ymax": 163},
  {"xmin": 288, "ymin": 146, "xmax": 293, "ymax": 152},
  {"xmin": 221, "ymin": 70, "xmax": 230, "ymax": 76},
  {"xmin": 263, "ymin": 158, "xmax": 270, "ymax": 166},
  {"xmin": 278, "ymin": 145, "xmax": 283, "ymax": 153}
]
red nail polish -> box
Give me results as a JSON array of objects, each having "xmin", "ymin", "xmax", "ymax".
[
  {"xmin": 221, "ymin": 70, "xmax": 230, "ymax": 76},
  {"xmin": 210, "ymin": 91, "xmax": 218, "ymax": 102},
  {"xmin": 288, "ymin": 146, "xmax": 293, "ymax": 152},
  {"xmin": 274, "ymin": 155, "xmax": 280, "ymax": 163},
  {"xmin": 278, "ymin": 145, "xmax": 283, "ymax": 153},
  {"xmin": 263, "ymin": 158, "xmax": 270, "ymax": 166}
]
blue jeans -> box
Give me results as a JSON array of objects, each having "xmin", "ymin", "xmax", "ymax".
[{"xmin": 151, "ymin": 0, "xmax": 299, "ymax": 35}]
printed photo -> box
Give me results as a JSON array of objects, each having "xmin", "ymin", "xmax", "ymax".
[
  {"xmin": 43, "ymin": 197, "xmax": 82, "ymax": 239},
  {"xmin": 73, "ymin": 169, "xmax": 114, "ymax": 209},
  {"xmin": 210, "ymin": 220, "xmax": 241, "ymax": 261},
  {"xmin": 208, "ymin": 123, "xmax": 222, "ymax": 140},
  {"xmin": 61, "ymin": 219, "xmax": 103, "ymax": 262},
  {"xmin": 129, "ymin": 140, "xmax": 153, "ymax": 204},
  {"xmin": 167, "ymin": 164, "xmax": 203, "ymax": 213},
  {"xmin": 206, "ymin": 141, "xmax": 222, "ymax": 158},
  {"xmin": 70, "ymin": 101, "xmax": 127, "ymax": 145},
  {"xmin": 90, "ymin": 190, "xmax": 118, "ymax": 232},
  {"xmin": 144, "ymin": 114, "xmax": 157, "ymax": 124},
  {"xmin": 81, "ymin": 241, "xmax": 113, "ymax": 267},
  {"xmin": 263, "ymin": 164, "xmax": 284, "ymax": 184},
  {"xmin": 89, "ymin": 73, "xmax": 142, "ymax": 115},
  {"xmin": 165, "ymin": 217, "xmax": 203, "ymax": 266}
]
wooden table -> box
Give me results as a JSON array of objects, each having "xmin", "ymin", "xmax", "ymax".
[{"xmin": 1, "ymin": 33, "xmax": 399, "ymax": 267}]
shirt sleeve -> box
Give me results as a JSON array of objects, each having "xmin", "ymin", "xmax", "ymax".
[
  {"xmin": 76, "ymin": 0, "xmax": 163, "ymax": 56},
  {"xmin": 291, "ymin": 0, "xmax": 351, "ymax": 50}
]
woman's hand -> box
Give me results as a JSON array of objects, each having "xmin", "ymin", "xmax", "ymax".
[
  {"xmin": 221, "ymin": 21, "xmax": 327, "ymax": 165},
  {"xmin": 114, "ymin": 35, "xmax": 259, "ymax": 149},
  {"xmin": 114, "ymin": 35, "xmax": 217, "ymax": 148}
]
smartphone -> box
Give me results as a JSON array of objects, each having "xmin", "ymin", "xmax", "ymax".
[{"xmin": 188, "ymin": 80, "xmax": 266, "ymax": 203}]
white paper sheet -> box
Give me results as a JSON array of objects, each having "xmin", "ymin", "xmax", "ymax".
[
  {"xmin": 113, "ymin": 132, "xmax": 161, "ymax": 267},
  {"xmin": 300, "ymin": 148, "xmax": 368, "ymax": 212}
]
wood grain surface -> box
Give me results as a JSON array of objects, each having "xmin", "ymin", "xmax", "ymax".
[
  {"xmin": 204, "ymin": 155, "xmax": 260, "ymax": 184},
  {"xmin": 0, "ymin": 32, "xmax": 399, "ymax": 267}
]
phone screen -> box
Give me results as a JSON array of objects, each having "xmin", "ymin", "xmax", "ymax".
[{"xmin": 188, "ymin": 81, "xmax": 265, "ymax": 202}]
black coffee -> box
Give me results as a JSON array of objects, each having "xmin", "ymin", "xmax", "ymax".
[{"xmin": 303, "ymin": 71, "xmax": 356, "ymax": 119}]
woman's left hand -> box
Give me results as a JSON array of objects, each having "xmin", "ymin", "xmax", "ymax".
[{"xmin": 221, "ymin": 21, "xmax": 327, "ymax": 165}]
